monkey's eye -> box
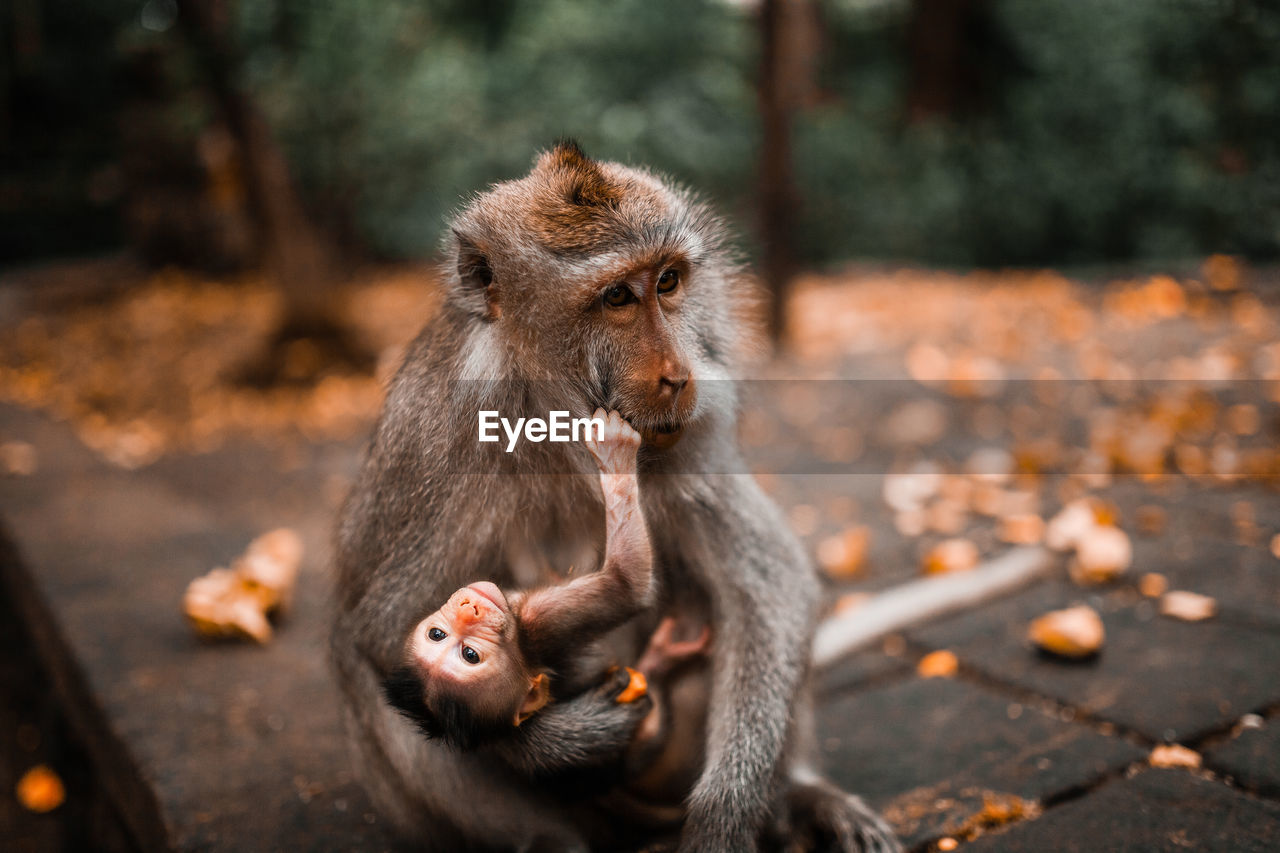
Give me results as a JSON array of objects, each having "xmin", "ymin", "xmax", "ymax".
[
  {"xmin": 461, "ymin": 645, "xmax": 481, "ymax": 664},
  {"xmin": 428, "ymin": 627, "xmax": 447, "ymax": 642},
  {"xmin": 657, "ymin": 269, "xmax": 680, "ymax": 294},
  {"xmin": 603, "ymin": 284, "xmax": 634, "ymax": 308}
]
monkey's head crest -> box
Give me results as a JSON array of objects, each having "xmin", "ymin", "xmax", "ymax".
[
  {"xmin": 449, "ymin": 139, "xmax": 712, "ymax": 268},
  {"xmin": 537, "ymin": 139, "xmax": 624, "ymax": 210}
]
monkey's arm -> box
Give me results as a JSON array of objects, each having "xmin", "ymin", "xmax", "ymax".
[
  {"xmin": 520, "ymin": 465, "xmax": 655, "ymax": 656},
  {"xmin": 487, "ymin": 665, "xmax": 652, "ymax": 778},
  {"xmin": 678, "ymin": 475, "xmax": 819, "ymax": 853},
  {"xmin": 520, "ymin": 412, "xmax": 654, "ymax": 659}
]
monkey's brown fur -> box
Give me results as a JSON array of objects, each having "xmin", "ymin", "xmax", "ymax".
[{"xmin": 330, "ymin": 142, "xmax": 899, "ymax": 852}]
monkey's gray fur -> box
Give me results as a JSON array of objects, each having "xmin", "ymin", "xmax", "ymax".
[{"xmin": 330, "ymin": 142, "xmax": 900, "ymax": 852}]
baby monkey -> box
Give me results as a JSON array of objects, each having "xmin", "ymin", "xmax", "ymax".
[{"xmin": 384, "ymin": 410, "xmax": 707, "ymax": 751}]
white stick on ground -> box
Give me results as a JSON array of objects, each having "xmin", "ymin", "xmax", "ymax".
[{"xmin": 812, "ymin": 546, "xmax": 1056, "ymax": 669}]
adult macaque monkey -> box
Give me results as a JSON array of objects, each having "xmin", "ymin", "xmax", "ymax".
[{"xmin": 331, "ymin": 141, "xmax": 899, "ymax": 852}]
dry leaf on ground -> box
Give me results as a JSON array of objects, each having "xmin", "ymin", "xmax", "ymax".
[
  {"xmin": 1070, "ymin": 526, "xmax": 1132, "ymax": 585},
  {"xmin": 1028, "ymin": 605, "xmax": 1104, "ymax": 658},
  {"xmin": 817, "ymin": 526, "xmax": 871, "ymax": 579},
  {"xmin": 923, "ymin": 538, "xmax": 980, "ymax": 575},
  {"xmin": 1160, "ymin": 590, "xmax": 1217, "ymax": 622},
  {"xmin": 1139, "ymin": 572, "xmax": 1168, "ymax": 597},
  {"xmin": 183, "ymin": 528, "xmax": 304, "ymax": 643},
  {"xmin": 917, "ymin": 650, "xmax": 959, "ymax": 678},
  {"xmin": 999, "ymin": 513, "xmax": 1045, "ymax": 545},
  {"xmin": 16, "ymin": 764, "xmax": 65, "ymax": 813},
  {"xmin": 1150, "ymin": 744, "xmax": 1201, "ymax": 769},
  {"xmin": 1046, "ymin": 500, "xmax": 1097, "ymax": 552}
]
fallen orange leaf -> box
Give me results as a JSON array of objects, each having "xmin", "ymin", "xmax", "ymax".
[{"xmin": 16, "ymin": 765, "xmax": 65, "ymax": 813}]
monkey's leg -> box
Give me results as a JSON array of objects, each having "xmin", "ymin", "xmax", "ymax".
[
  {"xmin": 337, "ymin": 645, "xmax": 603, "ymax": 850},
  {"xmin": 635, "ymin": 616, "xmax": 711, "ymax": 679},
  {"xmin": 331, "ymin": 648, "xmax": 472, "ymax": 850},
  {"xmin": 675, "ymin": 475, "xmax": 820, "ymax": 853},
  {"xmin": 768, "ymin": 690, "xmax": 901, "ymax": 853}
]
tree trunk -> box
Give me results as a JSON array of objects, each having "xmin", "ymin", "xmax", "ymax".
[
  {"xmin": 180, "ymin": 0, "xmax": 338, "ymax": 335},
  {"xmin": 758, "ymin": 0, "xmax": 818, "ymax": 348},
  {"xmin": 905, "ymin": 0, "xmax": 983, "ymax": 123}
]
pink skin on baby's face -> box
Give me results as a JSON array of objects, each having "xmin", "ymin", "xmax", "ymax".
[{"xmin": 409, "ymin": 582, "xmax": 518, "ymax": 686}]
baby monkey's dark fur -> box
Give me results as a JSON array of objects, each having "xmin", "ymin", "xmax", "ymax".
[{"xmin": 384, "ymin": 413, "xmax": 659, "ymax": 752}]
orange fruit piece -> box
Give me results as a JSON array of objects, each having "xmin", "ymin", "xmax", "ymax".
[{"xmin": 615, "ymin": 667, "xmax": 648, "ymax": 704}]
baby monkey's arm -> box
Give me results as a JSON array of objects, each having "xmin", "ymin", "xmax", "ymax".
[{"xmin": 519, "ymin": 410, "xmax": 654, "ymax": 657}]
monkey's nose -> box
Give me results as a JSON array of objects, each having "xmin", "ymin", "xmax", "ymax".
[
  {"xmin": 454, "ymin": 602, "xmax": 484, "ymax": 627},
  {"xmin": 657, "ymin": 366, "xmax": 690, "ymax": 398}
]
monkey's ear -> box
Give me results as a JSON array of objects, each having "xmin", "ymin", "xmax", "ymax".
[
  {"xmin": 513, "ymin": 673, "xmax": 550, "ymax": 726},
  {"xmin": 453, "ymin": 230, "xmax": 500, "ymax": 320}
]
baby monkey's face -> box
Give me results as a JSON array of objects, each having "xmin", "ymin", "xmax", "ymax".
[
  {"xmin": 390, "ymin": 581, "xmax": 549, "ymax": 739},
  {"xmin": 409, "ymin": 582, "xmax": 519, "ymax": 685}
]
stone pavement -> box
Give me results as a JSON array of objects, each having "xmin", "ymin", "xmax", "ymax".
[{"xmin": 2, "ymin": 396, "xmax": 1279, "ymax": 852}]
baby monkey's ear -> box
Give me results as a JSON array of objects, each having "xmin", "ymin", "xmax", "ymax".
[{"xmin": 514, "ymin": 673, "xmax": 551, "ymax": 726}]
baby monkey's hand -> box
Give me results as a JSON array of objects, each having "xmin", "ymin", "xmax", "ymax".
[{"xmin": 585, "ymin": 409, "xmax": 641, "ymax": 477}]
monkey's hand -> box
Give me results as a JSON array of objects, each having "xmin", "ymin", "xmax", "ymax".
[
  {"xmin": 490, "ymin": 669, "xmax": 653, "ymax": 779},
  {"xmin": 585, "ymin": 409, "xmax": 641, "ymax": 479}
]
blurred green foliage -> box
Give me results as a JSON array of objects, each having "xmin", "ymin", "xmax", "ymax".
[
  {"xmin": 4, "ymin": 0, "xmax": 1278, "ymax": 268},
  {"xmin": 801, "ymin": 0, "xmax": 1280, "ymax": 266},
  {"xmin": 236, "ymin": 0, "xmax": 1279, "ymax": 266},
  {"xmin": 233, "ymin": 0, "xmax": 758, "ymax": 257}
]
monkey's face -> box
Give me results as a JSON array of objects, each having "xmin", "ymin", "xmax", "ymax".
[
  {"xmin": 403, "ymin": 583, "xmax": 551, "ymax": 728},
  {"xmin": 448, "ymin": 143, "xmax": 734, "ymax": 452},
  {"xmin": 409, "ymin": 582, "xmax": 517, "ymax": 684},
  {"xmin": 592, "ymin": 260, "xmax": 699, "ymax": 449}
]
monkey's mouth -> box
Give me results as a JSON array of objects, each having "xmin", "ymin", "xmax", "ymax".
[
  {"xmin": 609, "ymin": 383, "xmax": 697, "ymax": 451},
  {"xmin": 464, "ymin": 582, "xmax": 509, "ymax": 613},
  {"xmin": 639, "ymin": 421, "xmax": 685, "ymax": 450}
]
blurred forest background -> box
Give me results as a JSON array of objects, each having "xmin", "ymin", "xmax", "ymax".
[{"xmin": 4, "ymin": 0, "xmax": 1279, "ymax": 278}]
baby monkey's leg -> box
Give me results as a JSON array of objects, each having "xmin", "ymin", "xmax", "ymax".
[
  {"xmin": 626, "ymin": 616, "xmax": 710, "ymax": 762},
  {"xmin": 636, "ymin": 617, "xmax": 712, "ymax": 679},
  {"xmin": 622, "ymin": 616, "xmax": 713, "ymax": 792}
]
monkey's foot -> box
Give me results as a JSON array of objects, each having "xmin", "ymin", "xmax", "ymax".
[
  {"xmin": 774, "ymin": 780, "xmax": 902, "ymax": 853},
  {"xmin": 585, "ymin": 409, "xmax": 641, "ymax": 476},
  {"xmin": 636, "ymin": 617, "xmax": 711, "ymax": 677}
]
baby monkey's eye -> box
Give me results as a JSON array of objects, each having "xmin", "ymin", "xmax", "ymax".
[
  {"xmin": 428, "ymin": 627, "xmax": 446, "ymax": 641},
  {"xmin": 657, "ymin": 269, "xmax": 680, "ymax": 293},
  {"xmin": 461, "ymin": 646, "xmax": 481, "ymax": 664},
  {"xmin": 603, "ymin": 284, "xmax": 634, "ymax": 307}
]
